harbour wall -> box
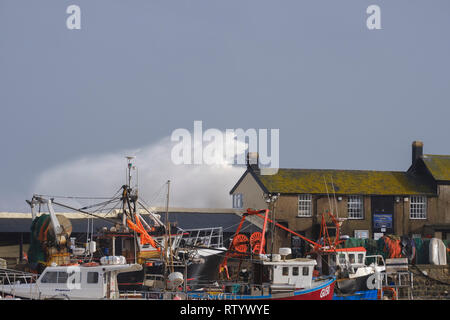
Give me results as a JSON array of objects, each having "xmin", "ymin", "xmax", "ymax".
[{"xmin": 408, "ymin": 264, "xmax": 450, "ymax": 299}]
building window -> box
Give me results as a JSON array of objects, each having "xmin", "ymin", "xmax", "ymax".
[
  {"xmin": 292, "ymin": 267, "xmax": 299, "ymax": 276},
  {"xmin": 232, "ymin": 193, "xmax": 243, "ymax": 209},
  {"xmin": 282, "ymin": 267, "xmax": 289, "ymax": 276},
  {"xmin": 298, "ymin": 194, "xmax": 312, "ymax": 217},
  {"xmin": 348, "ymin": 196, "xmax": 364, "ymax": 219},
  {"xmin": 410, "ymin": 196, "xmax": 427, "ymax": 219}
]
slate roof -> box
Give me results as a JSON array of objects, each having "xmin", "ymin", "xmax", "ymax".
[
  {"xmin": 421, "ymin": 155, "xmax": 450, "ymax": 182},
  {"xmin": 232, "ymin": 168, "xmax": 436, "ymax": 196}
]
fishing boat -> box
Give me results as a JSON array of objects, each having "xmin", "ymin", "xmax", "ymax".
[
  {"xmin": 95, "ymin": 223, "xmax": 227, "ymax": 290},
  {"xmin": 24, "ymin": 157, "xmax": 226, "ymax": 292},
  {"xmin": 317, "ymin": 247, "xmax": 385, "ymax": 297},
  {"xmin": 0, "ymin": 257, "xmax": 142, "ymax": 300},
  {"xmin": 184, "ymin": 208, "xmax": 336, "ymax": 300},
  {"xmin": 307, "ymin": 211, "xmax": 386, "ymax": 299},
  {"xmin": 188, "ymin": 255, "xmax": 335, "ymax": 300}
]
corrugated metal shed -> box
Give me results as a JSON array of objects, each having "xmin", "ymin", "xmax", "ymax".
[{"xmin": 0, "ymin": 211, "xmax": 259, "ymax": 233}]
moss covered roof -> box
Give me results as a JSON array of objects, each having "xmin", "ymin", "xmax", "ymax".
[
  {"xmin": 422, "ymin": 155, "xmax": 450, "ymax": 182},
  {"xmin": 255, "ymin": 168, "xmax": 436, "ymax": 195}
]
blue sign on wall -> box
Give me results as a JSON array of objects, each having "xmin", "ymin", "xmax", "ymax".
[{"xmin": 373, "ymin": 214, "xmax": 393, "ymax": 229}]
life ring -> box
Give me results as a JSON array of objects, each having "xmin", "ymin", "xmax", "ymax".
[{"xmin": 377, "ymin": 287, "xmax": 397, "ymax": 300}]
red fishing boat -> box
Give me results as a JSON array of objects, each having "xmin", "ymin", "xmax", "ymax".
[{"xmin": 187, "ymin": 208, "xmax": 336, "ymax": 300}]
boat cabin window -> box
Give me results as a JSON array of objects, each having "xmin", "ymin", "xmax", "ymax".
[
  {"xmin": 358, "ymin": 253, "xmax": 364, "ymax": 264},
  {"xmin": 41, "ymin": 271, "xmax": 58, "ymax": 283},
  {"xmin": 292, "ymin": 267, "xmax": 299, "ymax": 276},
  {"xmin": 302, "ymin": 267, "xmax": 309, "ymax": 276},
  {"xmin": 282, "ymin": 267, "xmax": 289, "ymax": 276},
  {"xmin": 41, "ymin": 271, "xmax": 72, "ymax": 284},
  {"xmin": 338, "ymin": 254, "xmax": 346, "ymax": 265},
  {"xmin": 330, "ymin": 254, "xmax": 336, "ymax": 264},
  {"xmin": 87, "ymin": 272, "xmax": 99, "ymax": 284},
  {"xmin": 348, "ymin": 254, "xmax": 355, "ymax": 264},
  {"xmin": 57, "ymin": 271, "xmax": 69, "ymax": 284}
]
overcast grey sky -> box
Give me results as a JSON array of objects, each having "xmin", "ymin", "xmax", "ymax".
[{"xmin": 1, "ymin": 1, "xmax": 449, "ymax": 211}]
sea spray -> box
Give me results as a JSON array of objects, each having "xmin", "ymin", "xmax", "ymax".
[{"xmin": 31, "ymin": 135, "xmax": 246, "ymax": 208}]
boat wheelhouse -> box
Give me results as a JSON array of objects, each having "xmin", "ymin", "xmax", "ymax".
[
  {"xmin": 252, "ymin": 256, "xmax": 317, "ymax": 292},
  {"xmin": 0, "ymin": 260, "xmax": 142, "ymax": 300}
]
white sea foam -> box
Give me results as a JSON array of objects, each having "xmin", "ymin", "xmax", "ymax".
[{"xmin": 31, "ymin": 135, "xmax": 246, "ymax": 209}]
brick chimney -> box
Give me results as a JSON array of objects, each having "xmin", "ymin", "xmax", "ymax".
[
  {"xmin": 412, "ymin": 141, "xmax": 423, "ymax": 164},
  {"xmin": 246, "ymin": 152, "xmax": 260, "ymax": 174}
]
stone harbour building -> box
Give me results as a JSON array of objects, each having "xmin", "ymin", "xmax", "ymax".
[{"xmin": 230, "ymin": 141, "xmax": 450, "ymax": 252}]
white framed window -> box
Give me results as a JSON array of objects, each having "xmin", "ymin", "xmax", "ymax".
[
  {"xmin": 338, "ymin": 253, "xmax": 346, "ymax": 265},
  {"xmin": 302, "ymin": 267, "xmax": 309, "ymax": 276},
  {"xmin": 410, "ymin": 196, "xmax": 427, "ymax": 219},
  {"xmin": 298, "ymin": 194, "xmax": 312, "ymax": 217},
  {"xmin": 348, "ymin": 195, "xmax": 364, "ymax": 219},
  {"xmin": 232, "ymin": 193, "xmax": 243, "ymax": 209}
]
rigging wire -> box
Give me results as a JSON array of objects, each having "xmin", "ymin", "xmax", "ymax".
[{"xmin": 33, "ymin": 194, "xmax": 118, "ymax": 200}]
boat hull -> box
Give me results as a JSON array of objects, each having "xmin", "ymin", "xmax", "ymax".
[
  {"xmin": 180, "ymin": 249, "xmax": 223, "ymax": 289},
  {"xmin": 117, "ymin": 250, "xmax": 223, "ymax": 291},
  {"xmin": 188, "ymin": 277, "xmax": 335, "ymax": 300},
  {"xmin": 333, "ymin": 289, "xmax": 378, "ymax": 300},
  {"xmin": 269, "ymin": 277, "xmax": 335, "ymax": 300},
  {"xmin": 335, "ymin": 274, "xmax": 372, "ymax": 295}
]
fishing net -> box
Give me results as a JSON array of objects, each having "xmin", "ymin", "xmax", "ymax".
[
  {"xmin": 342, "ymin": 237, "xmax": 449, "ymax": 265},
  {"xmin": 27, "ymin": 214, "xmax": 49, "ymax": 266}
]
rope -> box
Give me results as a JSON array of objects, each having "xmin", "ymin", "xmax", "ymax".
[{"xmin": 410, "ymin": 264, "xmax": 450, "ymax": 286}]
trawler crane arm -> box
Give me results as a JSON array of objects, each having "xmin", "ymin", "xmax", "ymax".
[
  {"xmin": 26, "ymin": 199, "xmax": 37, "ymax": 220},
  {"xmin": 28, "ymin": 196, "xmax": 63, "ymax": 245},
  {"xmin": 46, "ymin": 198, "xmax": 63, "ymax": 241}
]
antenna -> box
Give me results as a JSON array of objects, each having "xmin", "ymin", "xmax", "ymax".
[{"xmin": 125, "ymin": 156, "xmax": 136, "ymax": 187}]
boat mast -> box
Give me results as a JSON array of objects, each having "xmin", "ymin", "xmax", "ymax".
[
  {"xmin": 165, "ymin": 180, "xmax": 170, "ymax": 233},
  {"xmin": 264, "ymin": 193, "xmax": 279, "ymax": 260},
  {"xmin": 165, "ymin": 180, "xmax": 175, "ymax": 274}
]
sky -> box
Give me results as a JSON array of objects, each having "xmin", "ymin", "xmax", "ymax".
[{"xmin": 1, "ymin": 0, "xmax": 449, "ymax": 211}]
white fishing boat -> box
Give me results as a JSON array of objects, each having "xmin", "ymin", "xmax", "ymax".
[
  {"xmin": 0, "ymin": 257, "xmax": 142, "ymax": 300},
  {"xmin": 316, "ymin": 247, "xmax": 386, "ymax": 294}
]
